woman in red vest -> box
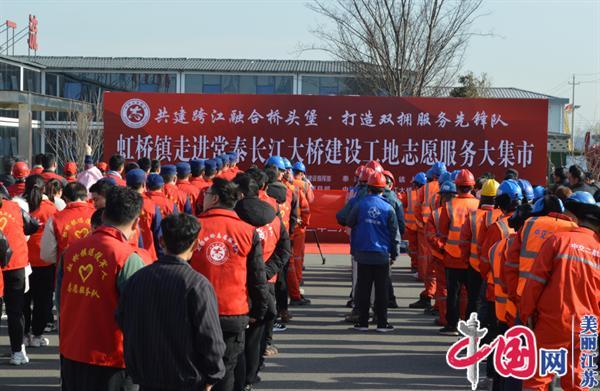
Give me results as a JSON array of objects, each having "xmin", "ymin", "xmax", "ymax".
[
  {"xmin": 21, "ymin": 175, "xmax": 58, "ymax": 349},
  {"xmin": 0, "ymin": 192, "xmax": 39, "ymax": 365},
  {"xmin": 190, "ymin": 178, "xmax": 268, "ymax": 391}
]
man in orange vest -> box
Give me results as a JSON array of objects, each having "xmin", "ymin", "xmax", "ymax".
[
  {"xmin": 104, "ymin": 154, "xmax": 126, "ymax": 187},
  {"xmin": 291, "ymin": 161, "xmax": 312, "ymax": 286},
  {"xmin": 145, "ymin": 173, "xmax": 177, "ymax": 216},
  {"xmin": 175, "ymin": 162, "xmax": 200, "ymax": 215},
  {"xmin": 126, "ymin": 169, "xmax": 162, "ymax": 260},
  {"xmin": 520, "ymin": 192, "xmax": 600, "ymax": 391},
  {"xmin": 436, "ymin": 169, "xmax": 479, "ymax": 335},
  {"xmin": 191, "ymin": 178, "xmax": 268, "ymax": 391},
  {"xmin": 41, "ymin": 182, "xmax": 96, "ymax": 266},
  {"xmin": 405, "ymin": 172, "xmax": 427, "ymax": 275},
  {"xmin": 58, "ymin": 186, "xmax": 146, "ymax": 390}
]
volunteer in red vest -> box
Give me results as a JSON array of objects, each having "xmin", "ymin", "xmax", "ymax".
[
  {"xmin": 126, "ymin": 169, "xmax": 162, "ymax": 260},
  {"xmin": 104, "ymin": 154, "xmax": 126, "ymax": 186},
  {"xmin": 0, "ymin": 193, "xmax": 39, "ymax": 366},
  {"xmin": 228, "ymin": 152, "xmax": 241, "ymax": 177},
  {"xmin": 41, "ymin": 182, "xmax": 96, "ymax": 265},
  {"xmin": 58, "ymin": 186, "xmax": 146, "ymax": 390},
  {"xmin": 520, "ymin": 191, "xmax": 600, "ymax": 391},
  {"xmin": 7, "ymin": 161, "xmax": 30, "ymax": 198},
  {"xmin": 195, "ymin": 159, "xmax": 218, "ymax": 214},
  {"xmin": 89, "ymin": 177, "xmax": 116, "ymax": 209},
  {"xmin": 405, "ymin": 172, "xmax": 427, "ymax": 275},
  {"xmin": 64, "ymin": 162, "xmax": 78, "ymax": 183},
  {"xmin": 175, "ymin": 162, "xmax": 200, "ymax": 215},
  {"xmin": 45, "ymin": 178, "xmax": 66, "ymax": 211},
  {"xmin": 426, "ymin": 180, "xmax": 458, "ymax": 327},
  {"xmin": 436, "ymin": 169, "xmax": 479, "ymax": 336},
  {"xmin": 40, "ymin": 153, "xmax": 67, "ymax": 186},
  {"xmin": 189, "ymin": 159, "xmax": 207, "ymax": 188},
  {"xmin": 21, "ymin": 175, "xmax": 58, "ymax": 349},
  {"xmin": 145, "ymin": 173, "xmax": 177, "ymax": 216},
  {"xmin": 233, "ymin": 173, "xmax": 290, "ymax": 389},
  {"xmin": 161, "ymin": 165, "xmax": 193, "ymax": 214},
  {"xmin": 190, "ymin": 178, "xmax": 268, "ymax": 391},
  {"xmin": 31, "ymin": 154, "xmax": 45, "ymax": 176}
]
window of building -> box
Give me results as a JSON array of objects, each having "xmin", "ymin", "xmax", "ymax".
[
  {"xmin": 23, "ymin": 68, "xmax": 41, "ymax": 93},
  {"xmin": 301, "ymin": 76, "xmax": 359, "ymax": 95},
  {"xmin": 184, "ymin": 74, "xmax": 292, "ymax": 94},
  {"xmin": 0, "ymin": 61, "xmax": 21, "ymax": 91}
]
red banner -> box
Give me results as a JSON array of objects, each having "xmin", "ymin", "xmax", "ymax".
[
  {"xmin": 104, "ymin": 92, "xmax": 549, "ymax": 189},
  {"xmin": 307, "ymin": 190, "xmax": 347, "ymax": 230}
]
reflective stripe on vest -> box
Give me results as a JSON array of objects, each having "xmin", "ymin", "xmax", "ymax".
[
  {"xmin": 490, "ymin": 236, "xmax": 512, "ymax": 322},
  {"xmin": 445, "ymin": 197, "xmax": 479, "ymax": 258},
  {"xmin": 430, "ymin": 208, "xmax": 443, "ymax": 259},
  {"xmin": 421, "ymin": 183, "xmax": 432, "ymax": 219},
  {"xmin": 405, "ymin": 190, "xmax": 418, "ymax": 231},
  {"xmin": 468, "ymin": 210, "xmax": 480, "ymax": 271}
]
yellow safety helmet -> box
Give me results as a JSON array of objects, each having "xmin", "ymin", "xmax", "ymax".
[{"xmin": 481, "ymin": 179, "xmax": 500, "ymax": 197}]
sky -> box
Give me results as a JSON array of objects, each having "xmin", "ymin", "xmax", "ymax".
[{"xmin": 2, "ymin": 0, "xmax": 599, "ymax": 135}]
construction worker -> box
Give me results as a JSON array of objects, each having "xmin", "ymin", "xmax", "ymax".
[
  {"xmin": 145, "ymin": 173, "xmax": 177, "ymax": 216},
  {"xmin": 504, "ymin": 194, "xmax": 577, "ymax": 325},
  {"xmin": 532, "ymin": 185, "xmax": 546, "ymax": 202},
  {"xmin": 346, "ymin": 171, "xmax": 399, "ymax": 332},
  {"xmin": 104, "ymin": 154, "xmax": 126, "ymax": 186},
  {"xmin": 458, "ymin": 179, "xmax": 502, "ymax": 319},
  {"xmin": 175, "ymin": 162, "xmax": 200, "ymax": 215},
  {"xmin": 41, "ymin": 182, "xmax": 96, "ymax": 266},
  {"xmin": 161, "ymin": 165, "xmax": 192, "ymax": 214},
  {"xmin": 435, "ymin": 169, "xmax": 479, "ymax": 335},
  {"xmin": 517, "ymin": 179, "xmax": 534, "ymax": 205},
  {"xmin": 291, "ymin": 162, "xmax": 313, "ymax": 285},
  {"xmin": 125, "ymin": 169, "xmax": 162, "ymax": 260},
  {"xmin": 405, "ymin": 172, "xmax": 427, "ymax": 275},
  {"xmin": 520, "ymin": 191, "xmax": 600, "ymax": 391},
  {"xmin": 0, "ymin": 193, "xmax": 39, "ymax": 365},
  {"xmin": 58, "ymin": 186, "xmax": 146, "ymax": 390},
  {"xmin": 425, "ymin": 180, "xmax": 458, "ymax": 326},
  {"xmin": 190, "ymin": 178, "xmax": 268, "ymax": 391}
]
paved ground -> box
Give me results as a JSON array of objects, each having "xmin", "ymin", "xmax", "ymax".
[{"xmin": 0, "ymin": 254, "xmax": 472, "ymax": 390}]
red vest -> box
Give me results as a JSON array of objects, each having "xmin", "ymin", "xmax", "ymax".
[
  {"xmin": 7, "ymin": 182, "xmax": 25, "ymax": 198},
  {"xmin": 257, "ymin": 215, "xmax": 282, "ymax": 283},
  {"xmin": 176, "ymin": 179, "xmax": 200, "ymax": 215},
  {"xmin": 28, "ymin": 200, "xmax": 58, "ymax": 267},
  {"xmin": 52, "ymin": 202, "xmax": 96, "ymax": 259},
  {"xmin": 0, "ymin": 200, "xmax": 28, "ymax": 271},
  {"xmin": 195, "ymin": 182, "xmax": 212, "ymax": 214},
  {"xmin": 189, "ymin": 176, "xmax": 208, "ymax": 189},
  {"xmin": 164, "ymin": 183, "xmax": 188, "ymax": 213},
  {"xmin": 105, "ymin": 172, "xmax": 126, "ymax": 187},
  {"xmin": 190, "ymin": 209, "xmax": 255, "ymax": 316},
  {"xmin": 31, "ymin": 166, "xmax": 44, "ymax": 175},
  {"xmin": 138, "ymin": 194, "xmax": 158, "ymax": 260},
  {"xmin": 259, "ymin": 190, "xmax": 279, "ymax": 212},
  {"xmin": 59, "ymin": 226, "xmax": 135, "ymax": 368},
  {"xmin": 145, "ymin": 190, "xmax": 175, "ymax": 217},
  {"xmin": 279, "ymin": 188, "xmax": 293, "ymax": 232},
  {"xmin": 41, "ymin": 171, "xmax": 66, "ymax": 183}
]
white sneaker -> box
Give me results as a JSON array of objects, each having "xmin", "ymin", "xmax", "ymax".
[
  {"xmin": 29, "ymin": 335, "xmax": 50, "ymax": 348},
  {"xmin": 9, "ymin": 346, "xmax": 29, "ymax": 365},
  {"xmin": 23, "ymin": 334, "xmax": 31, "ymax": 347}
]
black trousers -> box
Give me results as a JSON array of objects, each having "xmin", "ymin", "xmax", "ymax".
[
  {"xmin": 61, "ymin": 356, "xmax": 138, "ymax": 391},
  {"xmin": 234, "ymin": 320, "xmax": 265, "ymax": 389},
  {"xmin": 24, "ymin": 265, "xmax": 55, "ymax": 336},
  {"xmin": 466, "ymin": 265, "xmax": 482, "ymax": 318},
  {"xmin": 275, "ymin": 262, "xmax": 289, "ymax": 313},
  {"xmin": 213, "ymin": 330, "xmax": 245, "ymax": 391},
  {"xmin": 356, "ymin": 262, "xmax": 389, "ymax": 327},
  {"xmin": 446, "ymin": 267, "xmax": 469, "ymax": 329},
  {"xmin": 263, "ymin": 283, "xmax": 276, "ymax": 347},
  {"xmin": 2, "ymin": 267, "xmax": 26, "ymax": 352}
]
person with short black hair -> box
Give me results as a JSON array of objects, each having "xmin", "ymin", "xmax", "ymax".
[
  {"xmin": 31, "ymin": 154, "xmax": 45, "ymax": 175},
  {"xmin": 118, "ymin": 214, "xmax": 226, "ymax": 391},
  {"xmin": 106, "ymin": 154, "xmax": 126, "ymax": 186},
  {"xmin": 553, "ymin": 166, "xmax": 569, "ymax": 187},
  {"xmin": 191, "ymin": 178, "xmax": 268, "ymax": 391},
  {"xmin": 89, "ymin": 178, "xmax": 116, "ymax": 209},
  {"xmin": 0, "ymin": 156, "xmax": 16, "ymax": 187},
  {"xmin": 568, "ymin": 165, "xmax": 599, "ymax": 199},
  {"xmin": 58, "ymin": 186, "xmax": 145, "ymax": 391},
  {"xmin": 150, "ymin": 159, "xmax": 160, "ymax": 174},
  {"xmin": 40, "ymin": 153, "xmax": 67, "ymax": 186},
  {"xmin": 137, "ymin": 157, "xmax": 151, "ymax": 174}
]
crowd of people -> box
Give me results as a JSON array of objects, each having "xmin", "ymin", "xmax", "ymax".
[
  {"xmin": 0, "ymin": 151, "xmax": 314, "ymax": 391},
  {"xmin": 336, "ymin": 160, "xmax": 599, "ymax": 391}
]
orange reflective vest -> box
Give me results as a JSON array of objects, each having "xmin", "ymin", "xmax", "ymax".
[
  {"xmin": 444, "ymin": 196, "xmax": 479, "ymax": 258},
  {"xmin": 419, "ymin": 181, "xmax": 439, "ymax": 224},
  {"xmin": 489, "ymin": 233, "xmax": 515, "ymax": 323},
  {"xmin": 429, "ymin": 207, "xmax": 444, "ymax": 259},
  {"xmin": 405, "ymin": 189, "xmax": 420, "ymax": 231},
  {"xmin": 468, "ymin": 207, "xmax": 502, "ymax": 272}
]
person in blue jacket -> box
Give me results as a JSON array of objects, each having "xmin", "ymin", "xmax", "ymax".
[{"xmin": 346, "ymin": 171, "xmax": 400, "ymax": 332}]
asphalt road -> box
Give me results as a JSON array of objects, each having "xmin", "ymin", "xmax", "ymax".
[{"xmin": 0, "ymin": 254, "xmax": 473, "ymax": 391}]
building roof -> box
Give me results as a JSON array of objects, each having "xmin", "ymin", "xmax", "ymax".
[
  {"xmin": 9, "ymin": 55, "xmax": 354, "ymax": 74},
  {"xmin": 421, "ymin": 86, "xmax": 568, "ymax": 102}
]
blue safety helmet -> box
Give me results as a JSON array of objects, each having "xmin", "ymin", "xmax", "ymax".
[
  {"xmin": 265, "ymin": 156, "xmax": 286, "ymax": 171},
  {"xmin": 282, "ymin": 157, "xmax": 292, "ymax": 170},
  {"xmin": 532, "ymin": 196, "xmax": 564, "ymax": 214},
  {"xmin": 438, "ymin": 171, "xmax": 452, "ymax": 184},
  {"xmin": 532, "ymin": 185, "xmax": 546, "ymax": 202},
  {"xmin": 430, "ymin": 162, "xmax": 447, "ymax": 178},
  {"xmin": 292, "ymin": 161, "xmax": 306, "ymax": 173},
  {"xmin": 413, "ymin": 172, "xmax": 427, "ymax": 186},
  {"xmin": 426, "ymin": 168, "xmax": 434, "ymax": 181},
  {"xmin": 567, "ymin": 191, "xmax": 596, "ymax": 205},
  {"xmin": 439, "ymin": 180, "xmax": 457, "ymax": 194},
  {"xmin": 497, "ymin": 179, "xmax": 523, "ymax": 201},
  {"xmin": 517, "ymin": 179, "xmax": 534, "ymax": 202}
]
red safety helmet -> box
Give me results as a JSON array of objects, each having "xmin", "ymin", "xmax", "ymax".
[
  {"xmin": 382, "ymin": 170, "xmax": 395, "ymax": 185},
  {"xmin": 366, "ymin": 160, "xmax": 383, "ymax": 173},
  {"xmin": 455, "ymin": 169, "xmax": 476, "ymax": 186},
  {"xmin": 64, "ymin": 162, "xmax": 78, "ymax": 175},
  {"xmin": 368, "ymin": 171, "xmax": 387, "ymax": 188},
  {"xmin": 12, "ymin": 162, "xmax": 30, "ymax": 179},
  {"xmin": 358, "ymin": 167, "xmax": 375, "ymax": 182},
  {"xmin": 354, "ymin": 164, "xmax": 366, "ymax": 178}
]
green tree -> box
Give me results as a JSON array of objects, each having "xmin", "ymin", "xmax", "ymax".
[{"xmin": 450, "ymin": 72, "xmax": 491, "ymax": 97}]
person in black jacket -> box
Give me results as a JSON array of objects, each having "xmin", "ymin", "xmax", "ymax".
[
  {"xmin": 233, "ymin": 173, "xmax": 290, "ymax": 390},
  {"xmin": 568, "ymin": 165, "xmax": 599, "ymax": 198},
  {"xmin": 117, "ymin": 213, "xmax": 226, "ymax": 391}
]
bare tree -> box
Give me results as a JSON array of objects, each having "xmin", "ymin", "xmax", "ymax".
[
  {"xmin": 306, "ymin": 0, "xmax": 484, "ymax": 96},
  {"xmin": 45, "ymin": 96, "xmax": 104, "ymax": 169}
]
